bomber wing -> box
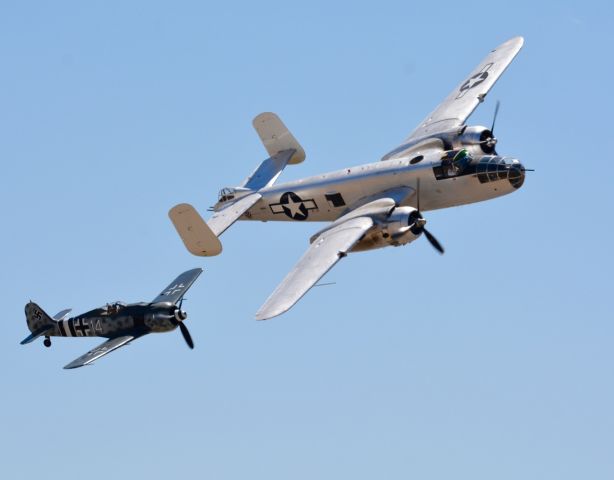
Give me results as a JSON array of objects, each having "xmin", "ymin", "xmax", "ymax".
[
  {"xmin": 63, "ymin": 335, "xmax": 140, "ymax": 369},
  {"xmin": 151, "ymin": 268, "xmax": 203, "ymax": 305},
  {"xmin": 395, "ymin": 36, "xmax": 524, "ymax": 147},
  {"xmin": 256, "ymin": 196, "xmax": 409, "ymax": 320},
  {"xmin": 255, "ymin": 216, "xmax": 374, "ymax": 320}
]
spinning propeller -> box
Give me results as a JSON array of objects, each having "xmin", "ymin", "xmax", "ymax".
[
  {"xmin": 170, "ymin": 298, "xmax": 194, "ymax": 349},
  {"xmin": 480, "ymin": 100, "xmax": 501, "ymax": 152}
]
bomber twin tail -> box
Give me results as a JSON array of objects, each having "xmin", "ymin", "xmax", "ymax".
[
  {"xmin": 169, "ymin": 37, "xmax": 527, "ymax": 320},
  {"xmin": 22, "ymin": 269, "xmax": 202, "ymax": 369}
]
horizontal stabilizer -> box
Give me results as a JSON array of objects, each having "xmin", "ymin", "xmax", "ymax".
[
  {"xmin": 169, "ymin": 204, "xmax": 223, "ymax": 257},
  {"xmin": 53, "ymin": 308, "xmax": 72, "ymax": 321},
  {"xmin": 208, "ymin": 192, "xmax": 261, "ymax": 237},
  {"xmin": 253, "ymin": 112, "xmax": 305, "ymax": 165},
  {"xmin": 20, "ymin": 325, "xmax": 54, "ymax": 345}
]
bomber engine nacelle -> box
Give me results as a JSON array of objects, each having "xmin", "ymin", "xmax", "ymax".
[
  {"xmin": 351, "ymin": 206, "xmax": 423, "ymax": 252},
  {"xmin": 454, "ymin": 125, "xmax": 497, "ymax": 155}
]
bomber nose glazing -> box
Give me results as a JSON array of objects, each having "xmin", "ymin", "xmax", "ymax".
[{"xmin": 475, "ymin": 155, "xmax": 525, "ymax": 189}]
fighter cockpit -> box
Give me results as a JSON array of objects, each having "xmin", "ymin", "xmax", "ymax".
[{"xmin": 102, "ymin": 301, "xmax": 127, "ymax": 316}]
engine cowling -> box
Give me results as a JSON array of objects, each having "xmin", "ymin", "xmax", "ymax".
[
  {"xmin": 454, "ymin": 125, "xmax": 497, "ymax": 154},
  {"xmin": 351, "ymin": 206, "xmax": 423, "ymax": 252}
]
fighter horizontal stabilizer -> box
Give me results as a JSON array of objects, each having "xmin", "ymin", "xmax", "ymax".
[
  {"xmin": 169, "ymin": 204, "xmax": 223, "ymax": 256},
  {"xmin": 53, "ymin": 308, "xmax": 72, "ymax": 321},
  {"xmin": 20, "ymin": 325, "xmax": 54, "ymax": 345}
]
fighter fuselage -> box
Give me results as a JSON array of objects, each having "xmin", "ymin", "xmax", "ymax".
[{"xmin": 45, "ymin": 302, "xmax": 182, "ymax": 339}]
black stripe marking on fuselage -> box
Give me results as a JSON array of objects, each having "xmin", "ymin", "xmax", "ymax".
[
  {"xmin": 67, "ymin": 319, "xmax": 77, "ymax": 336},
  {"xmin": 58, "ymin": 320, "xmax": 68, "ymax": 337}
]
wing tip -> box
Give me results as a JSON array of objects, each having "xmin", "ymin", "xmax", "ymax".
[
  {"xmin": 255, "ymin": 305, "xmax": 286, "ymax": 321},
  {"xmin": 498, "ymin": 36, "xmax": 524, "ymax": 51},
  {"xmin": 63, "ymin": 362, "xmax": 86, "ymax": 370}
]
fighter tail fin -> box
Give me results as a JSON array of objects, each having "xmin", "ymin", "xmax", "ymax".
[{"xmin": 22, "ymin": 302, "xmax": 56, "ymax": 344}]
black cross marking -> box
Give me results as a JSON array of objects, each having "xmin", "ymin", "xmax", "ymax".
[
  {"xmin": 74, "ymin": 318, "xmax": 90, "ymax": 337},
  {"xmin": 163, "ymin": 283, "xmax": 185, "ymax": 296},
  {"xmin": 269, "ymin": 192, "xmax": 318, "ymax": 221},
  {"xmin": 457, "ymin": 63, "xmax": 493, "ymax": 99}
]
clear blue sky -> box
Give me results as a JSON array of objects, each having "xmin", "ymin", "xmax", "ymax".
[{"xmin": 2, "ymin": 1, "xmax": 613, "ymax": 479}]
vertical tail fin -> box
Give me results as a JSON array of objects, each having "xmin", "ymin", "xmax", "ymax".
[
  {"xmin": 22, "ymin": 302, "xmax": 57, "ymax": 345},
  {"xmin": 25, "ymin": 302, "xmax": 55, "ymax": 332}
]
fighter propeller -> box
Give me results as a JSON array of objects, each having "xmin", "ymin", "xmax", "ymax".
[{"xmin": 170, "ymin": 298, "xmax": 194, "ymax": 349}]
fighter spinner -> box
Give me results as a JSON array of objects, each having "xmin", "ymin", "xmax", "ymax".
[
  {"xmin": 21, "ymin": 269, "xmax": 202, "ymax": 369},
  {"xmin": 169, "ymin": 37, "xmax": 527, "ymax": 320}
]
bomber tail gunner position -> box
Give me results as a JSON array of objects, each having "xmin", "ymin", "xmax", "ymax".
[
  {"xmin": 169, "ymin": 37, "xmax": 527, "ymax": 320},
  {"xmin": 21, "ymin": 268, "xmax": 202, "ymax": 369}
]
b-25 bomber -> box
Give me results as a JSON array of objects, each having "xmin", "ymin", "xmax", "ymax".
[
  {"xmin": 169, "ymin": 37, "xmax": 528, "ymax": 320},
  {"xmin": 21, "ymin": 268, "xmax": 202, "ymax": 369}
]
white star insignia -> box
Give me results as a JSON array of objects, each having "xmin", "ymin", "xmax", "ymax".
[{"xmin": 284, "ymin": 197, "xmax": 305, "ymax": 217}]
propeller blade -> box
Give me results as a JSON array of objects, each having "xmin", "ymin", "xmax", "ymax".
[
  {"xmin": 491, "ymin": 100, "xmax": 501, "ymax": 134},
  {"xmin": 178, "ymin": 322, "xmax": 194, "ymax": 349},
  {"xmin": 423, "ymin": 228, "xmax": 445, "ymax": 255}
]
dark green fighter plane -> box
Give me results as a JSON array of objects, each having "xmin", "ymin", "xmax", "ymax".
[{"xmin": 21, "ymin": 268, "xmax": 202, "ymax": 369}]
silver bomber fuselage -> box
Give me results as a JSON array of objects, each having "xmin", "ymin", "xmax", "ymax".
[{"xmin": 239, "ymin": 149, "xmax": 524, "ymax": 223}]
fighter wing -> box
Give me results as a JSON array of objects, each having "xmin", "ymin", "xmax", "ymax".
[
  {"xmin": 63, "ymin": 335, "xmax": 141, "ymax": 369},
  {"xmin": 403, "ymin": 36, "xmax": 523, "ymax": 142},
  {"xmin": 255, "ymin": 216, "xmax": 374, "ymax": 320},
  {"xmin": 151, "ymin": 268, "xmax": 203, "ymax": 304}
]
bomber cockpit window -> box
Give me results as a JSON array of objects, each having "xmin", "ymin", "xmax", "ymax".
[
  {"xmin": 218, "ymin": 188, "xmax": 236, "ymax": 203},
  {"xmin": 433, "ymin": 149, "xmax": 475, "ymax": 179}
]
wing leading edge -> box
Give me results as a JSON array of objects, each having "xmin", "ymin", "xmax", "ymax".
[
  {"xmin": 255, "ymin": 216, "xmax": 374, "ymax": 321},
  {"xmin": 401, "ymin": 36, "xmax": 524, "ymax": 144},
  {"xmin": 63, "ymin": 335, "xmax": 140, "ymax": 369},
  {"xmin": 151, "ymin": 268, "xmax": 203, "ymax": 305}
]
